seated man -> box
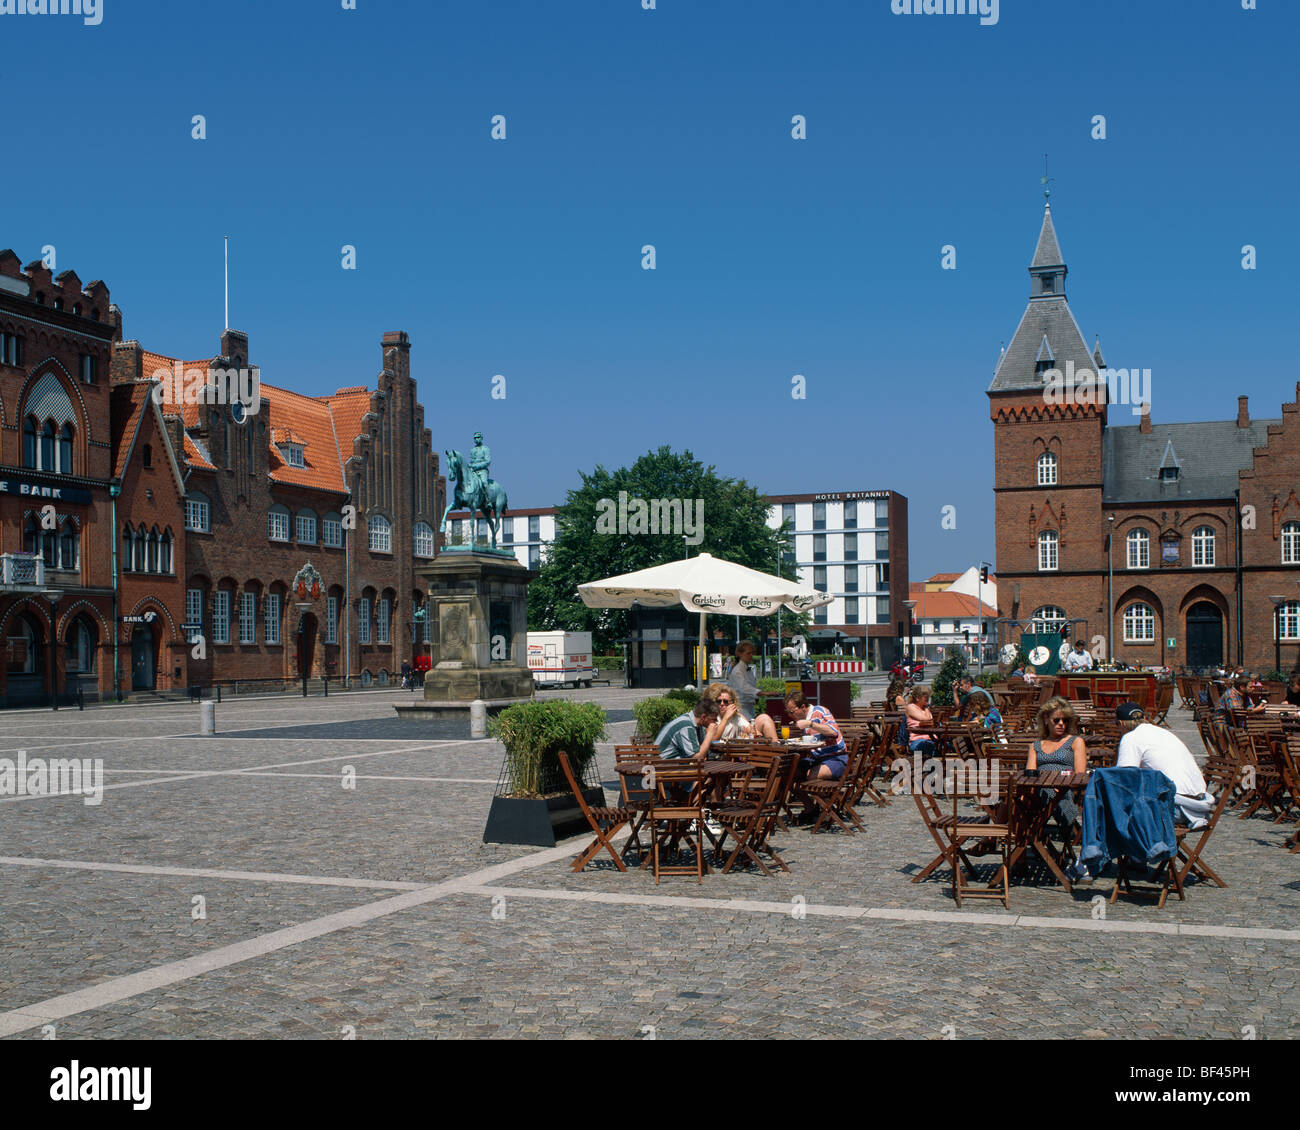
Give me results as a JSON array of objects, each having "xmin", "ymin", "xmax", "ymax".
[
  {"xmin": 785, "ymin": 690, "xmax": 847, "ymax": 780},
  {"xmin": 956, "ymin": 674, "xmax": 995, "ymax": 722},
  {"xmin": 1114, "ymin": 702, "xmax": 1213, "ymax": 830},
  {"xmin": 1063, "ymin": 640, "xmax": 1094, "ymax": 671},
  {"xmin": 655, "ymin": 699, "xmax": 722, "ymax": 760},
  {"xmin": 1217, "ymin": 676, "xmax": 1266, "ymax": 720}
]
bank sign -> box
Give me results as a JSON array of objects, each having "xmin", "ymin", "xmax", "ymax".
[{"xmin": 0, "ymin": 475, "xmax": 93, "ymax": 505}]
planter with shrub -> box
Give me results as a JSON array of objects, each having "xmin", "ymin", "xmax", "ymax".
[{"xmin": 483, "ymin": 700, "xmax": 609, "ymax": 847}]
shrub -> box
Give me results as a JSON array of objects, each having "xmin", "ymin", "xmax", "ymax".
[
  {"xmin": 633, "ymin": 695, "xmax": 687, "ymax": 740},
  {"xmin": 593, "ymin": 655, "xmax": 623, "ymax": 671},
  {"xmin": 488, "ymin": 700, "xmax": 608, "ymax": 798},
  {"xmin": 930, "ymin": 647, "xmax": 970, "ymax": 709}
]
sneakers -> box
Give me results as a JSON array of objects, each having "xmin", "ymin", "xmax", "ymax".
[{"xmin": 1068, "ymin": 860, "xmax": 1095, "ymax": 883}]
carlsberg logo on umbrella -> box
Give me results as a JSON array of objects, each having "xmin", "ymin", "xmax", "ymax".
[
  {"xmin": 739, "ymin": 596, "xmax": 773, "ymax": 611},
  {"xmin": 691, "ymin": 594, "xmax": 726, "ymax": 608}
]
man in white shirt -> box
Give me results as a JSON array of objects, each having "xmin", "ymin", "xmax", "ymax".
[
  {"xmin": 1063, "ymin": 640, "xmax": 1094, "ymax": 671},
  {"xmin": 1113, "ymin": 702, "xmax": 1213, "ymax": 829}
]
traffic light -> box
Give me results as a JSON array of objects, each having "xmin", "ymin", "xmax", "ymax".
[{"xmin": 979, "ymin": 565, "xmax": 989, "ymax": 584}]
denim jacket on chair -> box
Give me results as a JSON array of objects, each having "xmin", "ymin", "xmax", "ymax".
[{"xmin": 1079, "ymin": 766, "xmax": 1177, "ymax": 868}]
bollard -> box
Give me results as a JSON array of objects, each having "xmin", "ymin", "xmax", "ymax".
[
  {"xmin": 200, "ymin": 700, "xmax": 216, "ymax": 736},
  {"xmin": 323, "ymin": 676, "xmax": 328, "ymax": 697},
  {"xmin": 469, "ymin": 699, "xmax": 487, "ymax": 739}
]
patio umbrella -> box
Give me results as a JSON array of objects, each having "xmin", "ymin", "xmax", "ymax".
[{"xmin": 577, "ymin": 552, "xmax": 832, "ymax": 684}]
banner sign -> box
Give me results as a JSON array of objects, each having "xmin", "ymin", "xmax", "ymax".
[{"xmin": 0, "ymin": 474, "xmax": 94, "ymax": 505}]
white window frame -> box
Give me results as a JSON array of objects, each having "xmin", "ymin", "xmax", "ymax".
[
  {"xmin": 358, "ymin": 598, "xmax": 371, "ymax": 645},
  {"xmin": 1282, "ymin": 522, "xmax": 1300, "ymax": 566},
  {"xmin": 1037, "ymin": 530, "xmax": 1058, "ymax": 572},
  {"xmin": 213, "ymin": 590, "xmax": 230, "ymax": 645},
  {"xmin": 186, "ymin": 588, "xmax": 203, "ymax": 642},
  {"xmin": 186, "ymin": 496, "xmax": 210, "ymax": 533},
  {"xmin": 368, "ymin": 515, "xmax": 392, "ymax": 554},
  {"xmin": 264, "ymin": 593, "xmax": 281, "ymax": 645},
  {"xmin": 295, "ymin": 512, "xmax": 317, "ymax": 545},
  {"xmin": 1278, "ymin": 601, "xmax": 1300, "ymax": 641},
  {"xmin": 239, "ymin": 592, "xmax": 256, "ymax": 644},
  {"xmin": 1192, "ymin": 526, "xmax": 1215, "ymax": 568},
  {"xmin": 268, "ymin": 508, "xmax": 290, "ymax": 542},
  {"xmin": 414, "ymin": 522, "xmax": 435, "ymax": 558},
  {"xmin": 325, "ymin": 596, "xmax": 338, "ymax": 645},
  {"xmin": 323, "ymin": 515, "xmax": 343, "ymax": 548},
  {"xmin": 1037, "ymin": 452, "xmax": 1058, "ymax": 486},
  {"xmin": 1127, "ymin": 528, "xmax": 1150, "ymax": 570},
  {"xmin": 1031, "ymin": 606, "xmax": 1068, "ymax": 634},
  {"xmin": 1123, "ymin": 602, "xmax": 1156, "ymax": 643},
  {"xmin": 377, "ymin": 597, "xmax": 391, "ymax": 644}
]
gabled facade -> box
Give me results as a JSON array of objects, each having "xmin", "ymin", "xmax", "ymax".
[{"xmin": 989, "ymin": 206, "xmax": 1300, "ymax": 671}]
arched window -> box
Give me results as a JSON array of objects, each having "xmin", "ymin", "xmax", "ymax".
[
  {"xmin": 1037, "ymin": 452, "xmax": 1057, "ymax": 486},
  {"xmin": 1030, "ymin": 606, "xmax": 1069, "ymax": 634},
  {"xmin": 413, "ymin": 521, "xmax": 435, "ymax": 558},
  {"xmin": 160, "ymin": 530, "xmax": 174, "ymax": 574},
  {"xmin": 1126, "ymin": 528, "xmax": 1150, "ymax": 569},
  {"xmin": 58, "ymin": 422, "xmax": 74, "ymax": 473},
  {"xmin": 368, "ymin": 514, "xmax": 392, "ymax": 554},
  {"xmin": 1282, "ymin": 522, "xmax": 1300, "ymax": 566},
  {"xmin": 65, "ymin": 616, "xmax": 98, "ymax": 674},
  {"xmin": 1037, "ymin": 530, "xmax": 1058, "ymax": 572},
  {"xmin": 322, "ymin": 512, "xmax": 344, "ymax": 548},
  {"xmin": 268, "ymin": 504, "xmax": 290, "ymax": 542},
  {"xmin": 1123, "ymin": 602, "xmax": 1156, "ymax": 643},
  {"xmin": 147, "ymin": 528, "xmax": 159, "ymax": 573},
  {"xmin": 122, "ymin": 525, "xmax": 135, "ymax": 572},
  {"xmin": 134, "ymin": 528, "xmax": 145, "ymax": 572},
  {"xmin": 40, "ymin": 420, "xmax": 55, "ymax": 470},
  {"xmin": 23, "ymin": 416, "xmax": 37, "ymax": 468},
  {"xmin": 295, "ymin": 509, "xmax": 318, "ymax": 545},
  {"xmin": 1192, "ymin": 525, "xmax": 1215, "ymax": 567}
]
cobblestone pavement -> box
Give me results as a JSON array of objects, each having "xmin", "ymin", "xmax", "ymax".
[{"xmin": 1, "ymin": 688, "xmax": 1296, "ymax": 1039}]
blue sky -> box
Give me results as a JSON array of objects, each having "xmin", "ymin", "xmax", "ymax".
[{"xmin": 6, "ymin": 0, "xmax": 1296, "ymax": 579}]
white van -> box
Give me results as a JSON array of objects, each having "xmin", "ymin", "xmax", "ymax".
[{"xmin": 527, "ymin": 631, "xmax": 597, "ymax": 689}]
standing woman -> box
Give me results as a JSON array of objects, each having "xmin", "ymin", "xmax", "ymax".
[{"xmin": 728, "ymin": 641, "xmax": 760, "ymax": 721}]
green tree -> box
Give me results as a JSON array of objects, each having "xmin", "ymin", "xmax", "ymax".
[{"xmin": 528, "ymin": 447, "xmax": 803, "ymax": 652}]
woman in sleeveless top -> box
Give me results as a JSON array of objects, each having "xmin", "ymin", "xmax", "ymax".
[{"xmin": 1028, "ymin": 696, "xmax": 1088, "ymax": 825}]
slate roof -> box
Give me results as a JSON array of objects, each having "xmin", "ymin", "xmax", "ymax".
[
  {"xmin": 1103, "ymin": 420, "xmax": 1278, "ymax": 504},
  {"xmin": 988, "ymin": 205, "xmax": 1095, "ymax": 394}
]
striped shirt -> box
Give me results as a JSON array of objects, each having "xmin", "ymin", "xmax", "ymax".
[
  {"xmin": 807, "ymin": 705, "xmax": 845, "ymax": 757},
  {"xmin": 656, "ymin": 711, "xmax": 702, "ymax": 759}
]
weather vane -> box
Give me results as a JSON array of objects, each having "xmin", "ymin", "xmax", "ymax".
[{"xmin": 1041, "ymin": 154, "xmax": 1053, "ymax": 201}]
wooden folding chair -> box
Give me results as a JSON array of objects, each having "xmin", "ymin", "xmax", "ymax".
[
  {"xmin": 796, "ymin": 734, "xmax": 870, "ymax": 834},
  {"xmin": 557, "ymin": 751, "xmax": 633, "ymax": 873},
  {"xmin": 712, "ymin": 753, "xmax": 796, "ymax": 876},
  {"xmin": 648, "ymin": 761, "xmax": 708, "ymax": 883},
  {"xmin": 949, "ymin": 761, "xmax": 1013, "ymax": 909},
  {"xmin": 845, "ymin": 731, "xmax": 892, "ymax": 808},
  {"xmin": 1151, "ymin": 682, "xmax": 1174, "ymax": 726},
  {"xmin": 613, "ymin": 745, "xmax": 658, "ymax": 859}
]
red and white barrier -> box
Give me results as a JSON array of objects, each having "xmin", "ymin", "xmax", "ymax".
[{"xmin": 815, "ymin": 660, "xmax": 866, "ymax": 674}]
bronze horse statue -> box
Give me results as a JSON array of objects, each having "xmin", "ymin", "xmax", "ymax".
[{"xmin": 439, "ymin": 448, "xmax": 509, "ymax": 548}]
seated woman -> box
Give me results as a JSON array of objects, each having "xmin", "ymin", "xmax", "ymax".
[
  {"xmin": 784, "ymin": 690, "xmax": 847, "ymax": 780},
  {"xmin": 707, "ymin": 681, "xmax": 774, "ymax": 738},
  {"xmin": 904, "ymin": 686, "xmax": 937, "ymax": 757},
  {"xmin": 1028, "ymin": 696, "xmax": 1088, "ymax": 827},
  {"xmin": 883, "ymin": 677, "xmax": 909, "ymax": 712}
]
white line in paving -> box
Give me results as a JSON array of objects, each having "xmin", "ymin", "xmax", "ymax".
[
  {"xmin": 0, "ymin": 842, "xmax": 580, "ymax": 1038},
  {"xmin": 234, "ymin": 772, "xmax": 499, "ymax": 784},
  {"xmin": 461, "ymin": 885, "xmax": 1300, "ymax": 943},
  {"xmin": 0, "ymin": 743, "xmax": 466, "ymax": 803},
  {"xmin": 0, "ymin": 855, "xmax": 428, "ymax": 891}
]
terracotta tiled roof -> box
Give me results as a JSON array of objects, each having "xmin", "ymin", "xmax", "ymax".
[
  {"xmin": 183, "ymin": 433, "xmax": 215, "ymax": 471},
  {"xmin": 911, "ymin": 590, "xmax": 997, "ymax": 620},
  {"xmin": 141, "ymin": 350, "xmax": 373, "ymax": 494},
  {"xmin": 109, "ymin": 383, "xmax": 150, "ymax": 478},
  {"xmin": 928, "ymin": 572, "xmax": 962, "ymax": 583}
]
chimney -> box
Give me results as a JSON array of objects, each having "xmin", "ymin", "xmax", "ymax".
[
  {"xmin": 1238, "ymin": 396, "xmax": 1250, "ymax": 428},
  {"xmin": 111, "ymin": 340, "xmax": 143, "ymax": 386},
  {"xmin": 381, "ymin": 330, "xmax": 411, "ymax": 382},
  {"xmin": 1139, "ymin": 404, "xmax": 1151, "ymax": 434}
]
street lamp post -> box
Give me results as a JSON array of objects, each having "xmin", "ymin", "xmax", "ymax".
[
  {"xmin": 1107, "ymin": 515, "xmax": 1115, "ymax": 669},
  {"xmin": 903, "ymin": 599, "xmax": 918, "ymax": 666},
  {"xmin": 43, "ymin": 588, "xmax": 62, "ymax": 711}
]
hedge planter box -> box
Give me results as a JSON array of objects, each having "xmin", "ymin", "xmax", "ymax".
[{"xmin": 482, "ymin": 788, "xmax": 607, "ymax": 848}]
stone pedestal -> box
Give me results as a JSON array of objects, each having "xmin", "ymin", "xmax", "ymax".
[{"xmin": 394, "ymin": 549, "xmax": 536, "ymax": 721}]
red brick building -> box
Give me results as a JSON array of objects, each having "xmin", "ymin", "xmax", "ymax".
[
  {"xmin": 989, "ymin": 205, "xmax": 1300, "ymax": 672},
  {"xmin": 114, "ymin": 328, "xmax": 446, "ymax": 689},
  {"xmin": 0, "ymin": 250, "xmax": 188, "ymax": 707}
]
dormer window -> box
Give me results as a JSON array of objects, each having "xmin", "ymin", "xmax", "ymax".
[
  {"xmin": 281, "ymin": 444, "xmax": 305, "ymax": 468},
  {"xmin": 1159, "ymin": 465, "xmax": 1179, "ymax": 481}
]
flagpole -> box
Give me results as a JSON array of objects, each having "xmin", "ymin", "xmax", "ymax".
[{"xmin": 224, "ymin": 236, "xmax": 229, "ymax": 330}]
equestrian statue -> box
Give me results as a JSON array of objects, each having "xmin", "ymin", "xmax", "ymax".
[{"xmin": 439, "ymin": 431, "xmax": 509, "ymax": 549}]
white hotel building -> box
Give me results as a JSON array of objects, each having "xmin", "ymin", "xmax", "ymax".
[{"xmin": 448, "ymin": 490, "xmax": 910, "ymax": 667}]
